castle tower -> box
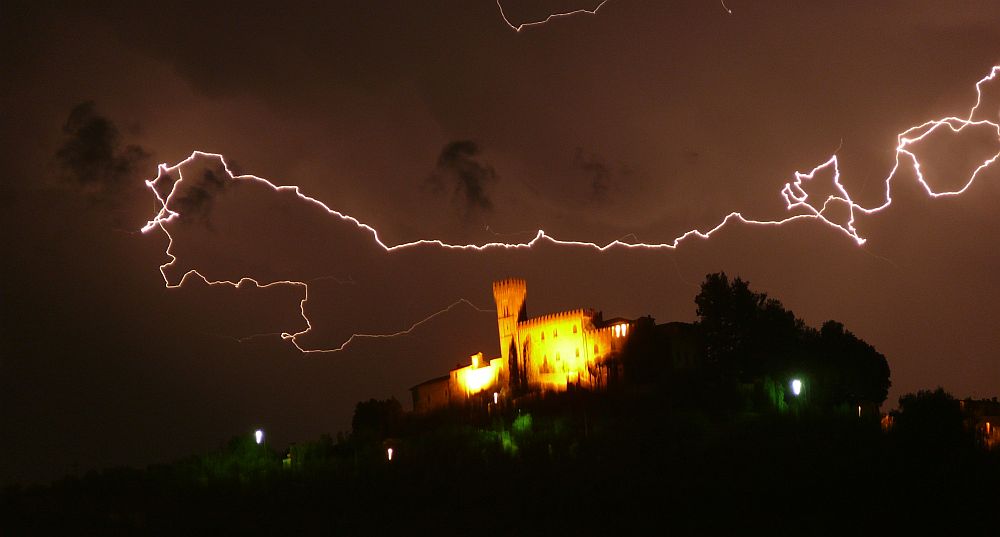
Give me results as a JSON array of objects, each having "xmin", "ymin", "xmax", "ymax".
[{"xmin": 493, "ymin": 278, "xmax": 527, "ymax": 391}]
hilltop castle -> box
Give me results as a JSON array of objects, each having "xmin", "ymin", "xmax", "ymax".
[{"xmin": 411, "ymin": 278, "xmax": 638, "ymax": 413}]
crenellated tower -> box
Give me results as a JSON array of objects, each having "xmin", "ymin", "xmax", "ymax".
[{"xmin": 493, "ymin": 278, "xmax": 527, "ymax": 391}]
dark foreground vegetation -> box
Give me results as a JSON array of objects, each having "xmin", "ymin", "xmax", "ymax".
[
  {"xmin": 4, "ymin": 389, "xmax": 999, "ymax": 535},
  {"xmin": 5, "ymin": 274, "xmax": 998, "ymax": 535}
]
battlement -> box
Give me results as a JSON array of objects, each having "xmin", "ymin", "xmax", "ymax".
[
  {"xmin": 517, "ymin": 308, "xmax": 595, "ymax": 330},
  {"xmin": 492, "ymin": 278, "xmax": 527, "ymax": 320},
  {"xmin": 492, "ymin": 277, "xmax": 527, "ymax": 293}
]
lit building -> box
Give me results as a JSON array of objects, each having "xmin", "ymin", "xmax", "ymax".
[
  {"xmin": 411, "ymin": 278, "xmax": 635, "ymax": 413},
  {"xmin": 959, "ymin": 398, "xmax": 1000, "ymax": 450}
]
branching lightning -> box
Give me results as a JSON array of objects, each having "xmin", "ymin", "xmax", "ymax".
[{"xmin": 142, "ymin": 66, "xmax": 1000, "ymax": 353}]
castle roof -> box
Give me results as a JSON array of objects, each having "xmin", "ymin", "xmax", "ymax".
[
  {"xmin": 596, "ymin": 316, "xmax": 632, "ymax": 327},
  {"xmin": 409, "ymin": 375, "xmax": 450, "ymax": 391}
]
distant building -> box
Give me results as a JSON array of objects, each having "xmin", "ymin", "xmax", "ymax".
[
  {"xmin": 411, "ymin": 278, "xmax": 639, "ymax": 413},
  {"xmin": 410, "ymin": 375, "xmax": 452, "ymax": 414},
  {"xmin": 960, "ymin": 398, "xmax": 1000, "ymax": 449}
]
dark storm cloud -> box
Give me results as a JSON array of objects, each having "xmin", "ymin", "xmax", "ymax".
[
  {"xmin": 573, "ymin": 148, "xmax": 611, "ymax": 202},
  {"xmin": 428, "ymin": 140, "xmax": 498, "ymax": 215},
  {"xmin": 174, "ymin": 169, "xmax": 228, "ymax": 224},
  {"xmin": 573, "ymin": 148, "xmax": 638, "ymax": 205},
  {"xmin": 55, "ymin": 101, "xmax": 149, "ymax": 200}
]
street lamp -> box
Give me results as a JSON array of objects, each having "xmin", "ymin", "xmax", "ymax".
[
  {"xmin": 254, "ymin": 429, "xmax": 264, "ymax": 445},
  {"xmin": 791, "ymin": 379, "xmax": 802, "ymax": 397}
]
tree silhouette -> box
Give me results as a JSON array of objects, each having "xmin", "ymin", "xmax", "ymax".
[
  {"xmin": 694, "ymin": 272, "xmax": 890, "ymax": 408},
  {"xmin": 892, "ymin": 388, "xmax": 968, "ymax": 448},
  {"xmin": 694, "ymin": 272, "xmax": 803, "ymax": 379},
  {"xmin": 351, "ymin": 397, "xmax": 404, "ymax": 442},
  {"xmin": 812, "ymin": 321, "xmax": 891, "ymax": 407}
]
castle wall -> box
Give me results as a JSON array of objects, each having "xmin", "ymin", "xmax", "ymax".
[
  {"xmin": 450, "ymin": 352, "xmax": 503, "ymax": 400},
  {"xmin": 517, "ymin": 309, "xmax": 591, "ymax": 391},
  {"xmin": 411, "ymin": 376, "xmax": 451, "ymax": 414},
  {"xmin": 589, "ymin": 322, "xmax": 629, "ymax": 361},
  {"xmin": 587, "ymin": 321, "xmax": 632, "ymax": 386},
  {"xmin": 514, "ymin": 311, "xmax": 633, "ymax": 392}
]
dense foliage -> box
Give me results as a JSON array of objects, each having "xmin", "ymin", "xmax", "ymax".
[{"xmin": 692, "ymin": 272, "xmax": 890, "ymax": 409}]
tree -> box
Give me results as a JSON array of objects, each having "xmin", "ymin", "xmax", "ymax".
[
  {"xmin": 693, "ymin": 272, "xmax": 891, "ymax": 410},
  {"xmin": 351, "ymin": 397, "xmax": 403, "ymax": 442},
  {"xmin": 694, "ymin": 272, "xmax": 801, "ymax": 379},
  {"xmin": 812, "ymin": 321, "xmax": 890, "ymax": 406},
  {"xmin": 193, "ymin": 433, "xmax": 280, "ymax": 482},
  {"xmin": 892, "ymin": 388, "xmax": 968, "ymax": 448},
  {"xmin": 288, "ymin": 434, "xmax": 337, "ymax": 470},
  {"xmin": 696, "ymin": 273, "xmax": 759, "ymax": 365}
]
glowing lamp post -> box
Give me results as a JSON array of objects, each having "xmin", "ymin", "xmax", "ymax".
[
  {"xmin": 791, "ymin": 379, "xmax": 803, "ymax": 397},
  {"xmin": 386, "ymin": 447, "xmax": 394, "ymax": 461},
  {"xmin": 254, "ymin": 429, "xmax": 264, "ymax": 445}
]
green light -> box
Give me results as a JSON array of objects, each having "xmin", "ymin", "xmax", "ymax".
[{"xmin": 513, "ymin": 413, "xmax": 533, "ymax": 434}]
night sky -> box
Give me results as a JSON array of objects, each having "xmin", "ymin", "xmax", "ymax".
[{"xmin": 2, "ymin": 1, "xmax": 999, "ymax": 485}]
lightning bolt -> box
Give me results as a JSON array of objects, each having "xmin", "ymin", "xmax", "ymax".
[
  {"xmin": 497, "ymin": 0, "xmax": 737, "ymax": 32},
  {"xmin": 142, "ymin": 65, "xmax": 1000, "ymax": 353},
  {"xmin": 497, "ymin": 0, "xmax": 610, "ymax": 32}
]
